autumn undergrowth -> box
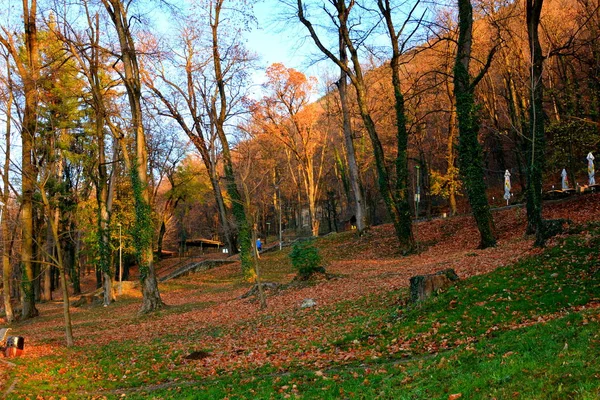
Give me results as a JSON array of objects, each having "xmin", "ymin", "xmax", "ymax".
[{"xmin": 3, "ymin": 225, "xmax": 600, "ymax": 399}]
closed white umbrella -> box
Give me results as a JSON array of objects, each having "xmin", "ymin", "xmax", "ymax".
[
  {"xmin": 503, "ymin": 170, "xmax": 511, "ymax": 205},
  {"xmin": 561, "ymin": 168, "xmax": 569, "ymax": 190},
  {"xmin": 587, "ymin": 152, "xmax": 595, "ymax": 186}
]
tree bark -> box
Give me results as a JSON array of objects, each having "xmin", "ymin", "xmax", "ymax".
[
  {"xmin": 102, "ymin": 0, "xmax": 163, "ymax": 312},
  {"xmin": 336, "ymin": 37, "xmax": 368, "ymax": 234},
  {"xmin": 1, "ymin": 56, "xmax": 14, "ymax": 322},
  {"xmin": 210, "ymin": 0, "xmax": 252, "ymax": 273},
  {"xmin": 525, "ymin": 0, "xmax": 546, "ymax": 246},
  {"xmin": 454, "ymin": 0, "xmax": 496, "ymax": 248},
  {"xmin": 19, "ymin": 0, "xmax": 40, "ymax": 319}
]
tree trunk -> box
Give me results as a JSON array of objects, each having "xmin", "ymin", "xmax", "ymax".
[
  {"xmin": 210, "ymin": 1, "xmax": 252, "ymax": 274},
  {"xmin": 20, "ymin": 0, "xmax": 40, "ymax": 319},
  {"xmin": 526, "ymin": 0, "xmax": 546, "ymax": 246},
  {"xmin": 446, "ymin": 79, "xmax": 459, "ymax": 216},
  {"xmin": 102, "ymin": 0, "xmax": 163, "ymax": 312},
  {"xmin": 2, "ymin": 58, "xmax": 14, "ymax": 322},
  {"xmin": 95, "ymin": 110, "xmax": 115, "ymax": 307},
  {"xmin": 379, "ymin": 0, "xmax": 416, "ymax": 250},
  {"xmin": 40, "ymin": 186, "xmax": 74, "ymax": 346},
  {"xmin": 72, "ymin": 227, "xmax": 82, "ymax": 295},
  {"xmin": 336, "ymin": 40, "xmax": 368, "ymax": 234},
  {"xmin": 454, "ymin": 0, "xmax": 496, "ymax": 249},
  {"xmin": 42, "ymin": 212, "xmax": 53, "ymax": 302},
  {"xmin": 1, "ymin": 204, "xmax": 12, "ymax": 322}
]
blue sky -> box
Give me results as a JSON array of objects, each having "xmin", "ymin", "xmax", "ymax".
[{"xmin": 244, "ymin": 0, "xmax": 327, "ymax": 84}]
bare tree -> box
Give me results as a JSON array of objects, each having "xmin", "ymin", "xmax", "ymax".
[
  {"xmin": 101, "ymin": 0, "xmax": 164, "ymax": 313},
  {"xmin": 294, "ymin": 0, "xmax": 416, "ymax": 252},
  {"xmin": 143, "ymin": 22, "xmax": 239, "ymax": 257}
]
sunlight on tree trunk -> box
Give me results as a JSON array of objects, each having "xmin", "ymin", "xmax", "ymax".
[
  {"xmin": 101, "ymin": 0, "xmax": 163, "ymax": 313},
  {"xmin": 1, "ymin": 55, "xmax": 14, "ymax": 322}
]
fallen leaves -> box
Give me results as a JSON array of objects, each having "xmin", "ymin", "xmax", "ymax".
[{"xmin": 9, "ymin": 194, "xmax": 600, "ymax": 391}]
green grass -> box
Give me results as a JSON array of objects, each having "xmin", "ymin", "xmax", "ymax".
[{"xmin": 4, "ymin": 228, "xmax": 600, "ymax": 399}]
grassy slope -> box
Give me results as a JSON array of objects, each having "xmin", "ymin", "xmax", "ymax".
[
  {"xmin": 1, "ymin": 198, "xmax": 599, "ymax": 399},
  {"xmin": 133, "ymin": 226, "xmax": 600, "ymax": 400}
]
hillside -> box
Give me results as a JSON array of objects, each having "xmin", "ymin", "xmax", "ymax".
[{"xmin": 1, "ymin": 194, "xmax": 599, "ymax": 398}]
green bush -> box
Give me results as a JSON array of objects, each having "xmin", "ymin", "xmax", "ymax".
[{"xmin": 289, "ymin": 240, "xmax": 323, "ymax": 278}]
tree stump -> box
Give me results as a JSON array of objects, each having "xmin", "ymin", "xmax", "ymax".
[
  {"xmin": 239, "ymin": 282, "xmax": 280, "ymax": 299},
  {"xmin": 409, "ymin": 268, "xmax": 459, "ymax": 303}
]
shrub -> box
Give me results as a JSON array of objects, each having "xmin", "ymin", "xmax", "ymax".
[{"xmin": 289, "ymin": 240, "xmax": 323, "ymax": 278}]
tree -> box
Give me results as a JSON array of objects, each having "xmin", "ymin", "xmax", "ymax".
[
  {"xmin": 377, "ymin": 0, "xmax": 425, "ymax": 239},
  {"xmin": 101, "ymin": 0, "xmax": 163, "ymax": 313},
  {"xmin": 335, "ymin": 30, "xmax": 368, "ymax": 234},
  {"xmin": 207, "ymin": 0, "xmax": 254, "ymax": 274},
  {"xmin": 524, "ymin": 0, "xmax": 551, "ymax": 246},
  {"xmin": 0, "ymin": 49, "xmax": 15, "ymax": 322},
  {"xmin": 0, "ymin": 0, "xmax": 40, "ymax": 319},
  {"xmin": 454, "ymin": 0, "xmax": 497, "ymax": 248},
  {"xmin": 295, "ymin": 0, "xmax": 415, "ymax": 252},
  {"xmin": 144, "ymin": 21, "xmax": 239, "ymax": 257},
  {"xmin": 255, "ymin": 64, "xmax": 328, "ymax": 237},
  {"xmin": 38, "ymin": 158, "xmax": 75, "ymax": 346},
  {"xmin": 37, "ymin": 14, "xmax": 87, "ymax": 303}
]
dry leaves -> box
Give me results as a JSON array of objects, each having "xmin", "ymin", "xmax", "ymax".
[{"xmin": 13, "ymin": 194, "xmax": 600, "ymax": 377}]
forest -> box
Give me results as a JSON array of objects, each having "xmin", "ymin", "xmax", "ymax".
[
  {"xmin": 1, "ymin": 0, "xmax": 600, "ymax": 397},
  {"xmin": 0, "ymin": 0, "xmax": 599, "ymax": 374}
]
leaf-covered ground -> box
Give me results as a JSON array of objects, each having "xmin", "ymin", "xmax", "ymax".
[{"xmin": 1, "ymin": 195, "xmax": 599, "ymax": 398}]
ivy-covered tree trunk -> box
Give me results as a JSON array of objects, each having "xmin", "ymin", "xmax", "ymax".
[
  {"xmin": 378, "ymin": 0, "xmax": 417, "ymax": 251},
  {"xmin": 210, "ymin": 0, "xmax": 252, "ymax": 274},
  {"xmin": 454, "ymin": 0, "xmax": 496, "ymax": 249},
  {"xmin": 96, "ymin": 163, "xmax": 114, "ymax": 307},
  {"xmin": 526, "ymin": 0, "xmax": 546, "ymax": 246},
  {"xmin": 102, "ymin": 0, "xmax": 163, "ymax": 312}
]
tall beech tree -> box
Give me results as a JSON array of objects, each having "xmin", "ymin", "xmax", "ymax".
[
  {"xmin": 144, "ymin": 3, "xmax": 254, "ymax": 268},
  {"xmin": 101, "ymin": 0, "xmax": 163, "ymax": 313},
  {"xmin": 144, "ymin": 24, "xmax": 239, "ymax": 257},
  {"xmin": 377, "ymin": 0, "xmax": 424, "ymax": 243},
  {"xmin": 454, "ymin": 0, "xmax": 497, "ymax": 248}
]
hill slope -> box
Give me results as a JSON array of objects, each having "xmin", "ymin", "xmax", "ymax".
[{"xmin": 1, "ymin": 194, "xmax": 599, "ymax": 398}]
